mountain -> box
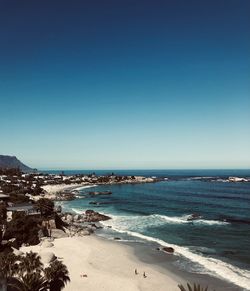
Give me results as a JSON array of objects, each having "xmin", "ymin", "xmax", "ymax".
[{"xmin": 0, "ymin": 155, "xmax": 33, "ymax": 172}]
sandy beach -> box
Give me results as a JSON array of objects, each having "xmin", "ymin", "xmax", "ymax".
[
  {"xmin": 38, "ymin": 184, "xmax": 97, "ymax": 200},
  {"xmin": 21, "ymin": 235, "xmax": 181, "ymax": 291}
]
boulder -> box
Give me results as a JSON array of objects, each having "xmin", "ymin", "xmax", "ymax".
[
  {"xmin": 42, "ymin": 241, "xmax": 54, "ymax": 248},
  {"xmin": 187, "ymin": 213, "xmax": 201, "ymax": 221},
  {"xmin": 74, "ymin": 214, "xmax": 81, "ymax": 221},
  {"xmin": 162, "ymin": 247, "xmax": 174, "ymax": 253},
  {"xmin": 84, "ymin": 210, "xmax": 111, "ymax": 222},
  {"xmin": 66, "ymin": 214, "xmax": 73, "ymax": 223},
  {"xmin": 85, "ymin": 210, "xmax": 95, "ymax": 215},
  {"xmin": 48, "ymin": 219, "xmax": 56, "ymax": 229},
  {"xmin": 51, "ymin": 229, "xmax": 69, "ymax": 239},
  {"xmin": 91, "ymin": 223, "xmax": 103, "ymax": 229},
  {"xmin": 12, "ymin": 247, "xmax": 24, "ymax": 256},
  {"xmin": 87, "ymin": 225, "xmax": 96, "ymax": 231},
  {"xmin": 41, "ymin": 252, "xmax": 56, "ymax": 264},
  {"xmin": 79, "ymin": 230, "xmax": 91, "ymax": 236},
  {"xmin": 55, "ymin": 205, "xmax": 62, "ymax": 213}
]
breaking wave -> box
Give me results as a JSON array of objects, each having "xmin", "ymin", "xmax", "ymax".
[
  {"xmin": 101, "ymin": 214, "xmax": 250, "ymax": 290},
  {"xmin": 101, "ymin": 213, "xmax": 228, "ymax": 231}
]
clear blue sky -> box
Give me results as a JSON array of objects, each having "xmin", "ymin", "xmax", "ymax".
[{"xmin": 0, "ymin": 0, "xmax": 249, "ymax": 169}]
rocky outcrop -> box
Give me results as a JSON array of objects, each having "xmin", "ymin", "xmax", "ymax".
[
  {"xmin": 89, "ymin": 201, "xmax": 100, "ymax": 205},
  {"xmin": 66, "ymin": 225, "xmax": 93, "ymax": 237},
  {"xmin": 51, "ymin": 229, "xmax": 69, "ymax": 239},
  {"xmin": 59, "ymin": 210, "xmax": 110, "ymax": 237},
  {"xmin": 187, "ymin": 213, "xmax": 201, "ymax": 221},
  {"xmin": 40, "ymin": 252, "xmax": 56, "ymax": 264},
  {"xmin": 162, "ymin": 247, "xmax": 174, "ymax": 253},
  {"xmin": 84, "ymin": 210, "xmax": 111, "ymax": 222},
  {"xmin": 88, "ymin": 191, "xmax": 112, "ymax": 196}
]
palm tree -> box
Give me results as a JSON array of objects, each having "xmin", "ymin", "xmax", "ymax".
[
  {"xmin": 1, "ymin": 251, "xmax": 70, "ymax": 291},
  {"xmin": 9, "ymin": 272, "xmax": 48, "ymax": 291},
  {"xmin": 8, "ymin": 251, "xmax": 46, "ymax": 291},
  {"xmin": 178, "ymin": 282, "xmax": 212, "ymax": 291},
  {"xmin": 0, "ymin": 253, "xmax": 19, "ymax": 291},
  {"xmin": 19, "ymin": 251, "xmax": 43, "ymax": 275},
  {"xmin": 44, "ymin": 259, "xmax": 70, "ymax": 291}
]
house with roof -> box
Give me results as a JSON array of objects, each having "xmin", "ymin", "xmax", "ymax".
[
  {"xmin": 0, "ymin": 194, "xmax": 9, "ymax": 203},
  {"xmin": 6, "ymin": 203, "xmax": 41, "ymax": 222}
]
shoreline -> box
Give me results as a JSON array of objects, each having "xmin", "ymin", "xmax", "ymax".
[
  {"xmin": 20, "ymin": 232, "xmax": 244, "ymax": 291},
  {"xmin": 94, "ymin": 228, "xmax": 245, "ymax": 291},
  {"xmin": 126, "ymin": 239, "xmax": 243, "ymax": 291},
  {"xmin": 42, "ymin": 182, "xmax": 249, "ymax": 290},
  {"xmin": 39, "ymin": 176, "xmax": 159, "ymax": 201},
  {"xmin": 21, "ymin": 235, "xmax": 182, "ymax": 291}
]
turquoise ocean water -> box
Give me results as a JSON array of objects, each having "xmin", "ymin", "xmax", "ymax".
[{"xmin": 49, "ymin": 170, "xmax": 250, "ymax": 290}]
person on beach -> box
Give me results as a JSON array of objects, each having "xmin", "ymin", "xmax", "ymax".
[
  {"xmin": 135, "ymin": 268, "xmax": 138, "ymax": 275},
  {"xmin": 143, "ymin": 272, "xmax": 147, "ymax": 278}
]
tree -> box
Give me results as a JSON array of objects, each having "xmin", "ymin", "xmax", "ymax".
[
  {"xmin": 44, "ymin": 259, "xmax": 70, "ymax": 291},
  {"xmin": 4, "ymin": 213, "xmax": 41, "ymax": 247},
  {"xmin": 19, "ymin": 251, "xmax": 43, "ymax": 275},
  {"xmin": 0, "ymin": 253, "xmax": 19, "ymax": 291},
  {"xmin": 35, "ymin": 198, "xmax": 54, "ymax": 217},
  {"xmin": 0, "ymin": 204, "xmax": 7, "ymax": 222},
  {"xmin": 178, "ymin": 283, "xmax": 211, "ymax": 291},
  {"xmin": 10, "ymin": 273, "xmax": 47, "ymax": 291},
  {"xmin": 1, "ymin": 252, "xmax": 70, "ymax": 291}
]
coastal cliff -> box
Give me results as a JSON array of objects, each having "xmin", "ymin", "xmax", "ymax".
[{"xmin": 0, "ymin": 155, "xmax": 33, "ymax": 172}]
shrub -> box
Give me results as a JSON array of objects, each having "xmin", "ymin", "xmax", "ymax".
[
  {"xmin": 178, "ymin": 283, "xmax": 212, "ymax": 291},
  {"xmin": 35, "ymin": 198, "xmax": 54, "ymax": 217},
  {"xmin": 4, "ymin": 213, "xmax": 41, "ymax": 247}
]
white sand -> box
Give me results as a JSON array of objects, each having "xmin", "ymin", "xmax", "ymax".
[
  {"xmin": 21, "ymin": 236, "xmax": 181, "ymax": 291},
  {"xmin": 41, "ymin": 184, "xmax": 84, "ymax": 195},
  {"xmin": 39, "ymin": 184, "xmax": 97, "ymax": 200}
]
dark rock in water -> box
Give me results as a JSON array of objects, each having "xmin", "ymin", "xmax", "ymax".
[
  {"xmin": 156, "ymin": 247, "xmax": 161, "ymax": 251},
  {"xmin": 223, "ymin": 250, "xmax": 237, "ymax": 255},
  {"xmin": 107, "ymin": 226, "xmax": 112, "ymax": 228},
  {"xmin": 88, "ymin": 191, "xmax": 112, "ymax": 196},
  {"xmin": 221, "ymin": 217, "xmax": 250, "ymax": 225},
  {"xmin": 85, "ymin": 210, "xmax": 95, "ymax": 215},
  {"xmin": 55, "ymin": 205, "xmax": 62, "ymax": 213},
  {"xmin": 84, "ymin": 210, "xmax": 111, "ymax": 222},
  {"xmin": 114, "ymin": 237, "xmax": 121, "ymax": 240},
  {"xmin": 187, "ymin": 213, "xmax": 201, "ymax": 221},
  {"xmin": 162, "ymin": 247, "xmax": 174, "ymax": 253},
  {"xmin": 90, "ymin": 223, "xmax": 103, "ymax": 229},
  {"xmin": 89, "ymin": 201, "xmax": 100, "ymax": 205}
]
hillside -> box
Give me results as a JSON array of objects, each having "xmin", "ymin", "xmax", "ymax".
[{"xmin": 0, "ymin": 155, "xmax": 33, "ymax": 172}]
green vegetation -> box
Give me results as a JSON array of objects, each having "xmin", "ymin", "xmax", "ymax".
[
  {"xmin": 35, "ymin": 198, "xmax": 54, "ymax": 217},
  {"xmin": 0, "ymin": 251, "xmax": 70, "ymax": 291},
  {"xmin": 4, "ymin": 213, "xmax": 41, "ymax": 248},
  {"xmin": 178, "ymin": 283, "xmax": 213, "ymax": 291},
  {"xmin": 0, "ymin": 168, "xmax": 22, "ymax": 176},
  {"xmin": 0, "ymin": 205, "xmax": 7, "ymax": 222},
  {"xmin": 44, "ymin": 260, "xmax": 70, "ymax": 291}
]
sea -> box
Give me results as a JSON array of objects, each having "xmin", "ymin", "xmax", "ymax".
[{"xmin": 48, "ymin": 169, "xmax": 250, "ymax": 290}]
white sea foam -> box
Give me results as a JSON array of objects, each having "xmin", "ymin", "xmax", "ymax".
[
  {"xmin": 107, "ymin": 227, "xmax": 250, "ymax": 290},
  {"xmin": 73, "ymin": 184, "xmax": 97, "ymax": 191},
  {"xmin": 153, "ymin": 214, "xmax": 229, "ymax": 225},
  {"xmin": 101, "ymin": 214, "xmax": 250, "ymax": 290},
  {"xmin": 71, "ymin": 208, "xmax": 85, "ymax": 214},
  {"xmin": 187, "ymin": 176, "xmax": 214, "ymax": 180},
  {"xmin": 103, "ymin": 213, "xmax": 228, "ymax": 230}
]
